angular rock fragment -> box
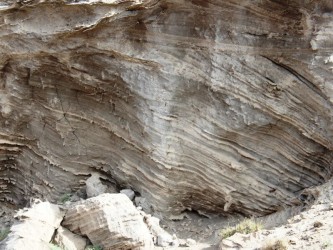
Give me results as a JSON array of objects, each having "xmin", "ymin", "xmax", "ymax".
[
  {"xmin": 85, "ymin": 173, "xmax": 107, "ymax": 198},
  {"xmin": 0, "ymin": 201, "xmax": 65, "ymax": 250},
  {"xmin": 54, "ymin": 226, "xmax": 87, "ymax": 250},
  {"xmin": 120, "ymin": 188, "xmax": 135, "ymax": 200},
  {"xmin": 143, "ymin": 214, "xmax": 174, "ymax": 247},
  {"xmin": 62, "ymin": 193, "xmax": 154, "ymax": 250}
]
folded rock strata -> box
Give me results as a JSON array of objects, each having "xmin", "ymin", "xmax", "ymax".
[
  {"xmin": 0, "ymin": 0, "xmax": 333, "ymax": 217},
  {"xmin": 62, "ymin": 193, "xmax": 154, "ymax": 250}
]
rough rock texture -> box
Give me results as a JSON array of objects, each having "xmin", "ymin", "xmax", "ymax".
[
  {"xmin": 62, "ymin": 193, "xmax": 154, "ymax": 250},
  {"xmin": 219, "ymin": 179, "xmax": 333, "ymax": 250},
  {"xmin": 0, "ymin": 0, "xmax": 333, "ymax": 217},
  {"xmin": 85, "ymin": 173, "xmax": 108, "ymax": 198},
  {"xmin": 54, "ymin": 226, "xmax": 87, "ymax": 250},
  {"xmin": 0, "ymin": 201, "xmax": 64, "ymax": 250}
]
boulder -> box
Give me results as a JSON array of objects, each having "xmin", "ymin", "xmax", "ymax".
[
  {"xmin": 120, "ymin": 188, "xmax": 135, "ymax": 200},
  {"xmin": 62, "ymin": 193, "xmax": 154, "ymax": 250},
  {"xmin": 0, "ymin": 201, "xmax": 65, "ymax": 250},
  {"xmin": 85, "ymin": 173, "xmax": 107, "ymax": 198}
]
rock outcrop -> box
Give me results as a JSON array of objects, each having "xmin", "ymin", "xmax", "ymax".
[
  {"xmin": 0, "ymin": 0, "xmax": 333, "ymax": 217},
  {"xmin": 220, "ymin": 179, "xmax": 333, "ymax": 250},
  {"xmin": 0, "ymin": 201, "xmax": 65, "ymax": 250},
  {"xmin": 62, "ymin": 193, "xmax": 154, "ymax": 249}
]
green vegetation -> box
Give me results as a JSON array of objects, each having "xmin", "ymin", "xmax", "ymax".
[
  {"xmin": 220, "ymin": 218, "xmax": 263, "ymax": 239},
  {"xmin": 59, "ymin": 193, "xmax": 71, "ymax": 204},
  {"xmin": 85, "ymin": 246, "xmax": 103, "ymax": 250},
  {"xmin": 0, "ymin": 228, "xmax": 10, "ymax": 242},
  {"xmin": 49, "ymin": 243, "xmax": 63, "ymax": 250}
]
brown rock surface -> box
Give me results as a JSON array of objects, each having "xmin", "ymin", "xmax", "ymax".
[{"xmin": 0, "ymin": 0, "xmax": 333, "ymax": 218}]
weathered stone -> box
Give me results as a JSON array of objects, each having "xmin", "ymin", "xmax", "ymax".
[
  {"xmin": 0, "ymin": 0, "xmax": 333, "ymax": 219},
  {"xmin": 143, "ymin": 214, "xmax": 173, "ymax": 247},
  {"xmin": 55, "ymin": 226, "xmax": 87, "ymax": 250},
  {"xmin": 185, "ymin": 238, "xmax": 197, "ymax": 247},
  {"xmin": 0, "ymin": 201, "xmax": 65, "ymax": 250},
  {"xmin": 120, "ymin": 188, "xmax": 135, "ymax": 200},
  {"xmin": 62, "ymin": 193, "xmax": 154, "ymax": 250},
  {"xmin": 85, "ymin": 173, "xmax": 107, "ymax": 198}
]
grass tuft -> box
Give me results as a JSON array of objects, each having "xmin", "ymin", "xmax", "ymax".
[
  {"xmin": 59, "ymin": 193, "xmax": 71, "ymax": 204},
  {"xmin": 220, "ymin": 218, "xmax": 263, "ymax": 239}
]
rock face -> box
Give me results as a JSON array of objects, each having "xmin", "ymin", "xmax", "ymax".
[
  {"xmin": 0, "ymin": 0, "xmax": 333, "ymax": 217},
  {"xmin": 0, "ymin": 201, "xmax": 64, "ymax": 250},
  {"xmin": 62, "ymin": 193, "xmax": 154, "ymax": 249}
]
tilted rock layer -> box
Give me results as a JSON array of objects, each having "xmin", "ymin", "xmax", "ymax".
[{"xmin": 0, "ymin": 0, "xmax": 333, "ymax": 216}]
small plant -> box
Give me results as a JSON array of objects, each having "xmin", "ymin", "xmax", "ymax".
[
  {"xmin": 59, "ymin": 193, "xmax": 71, "ymax": 204},
  {"xmin": 262, "ymin": 239, "xmax": 287, "ymax": 250},
  {"xmin": 220, "ymin": 218, "xmax": 263, "ymax": 239},
  {"xmin": 85, "ymin": 246, "xmax": 103, "ymax": 250},
  {"xmin": 0, "ymin": 228, "xmax": 10, "ymax": 242},
  {"xmin": 49, "ymin": 243, "xmax": 63, "ymax": 250}
]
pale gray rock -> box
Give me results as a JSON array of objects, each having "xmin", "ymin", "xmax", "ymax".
[
  {"xmin": 185, "ymin": 238, "xmax": 196, "ymax": 247},
  {"xmin": 54, "ymin": 226, "xmax": 87, "ymax": 250},
  {"xmin": 85, "ymin": 173, "xmax": 107, "ymax": 198},
  {"xmin": 143, "ymin": 214, "xmax": 174, "ymax": 247},
  {"xmin": 62, "ymin": 193, "xmax": 154, "ymax": 250},
  {"xmin": 157, "ymin": 234, "xmax": 173, "ymax": 247},
  {"xmin": 120, "ymin": 188, "xmax": 135, "ymax": 200},
  {"xmin": 0, "ymin": 0, "xmax": 333, "ymax": 219},
  {"xmin": 0, "ymin": 201, "xmax": 65, "ymax": 250}
]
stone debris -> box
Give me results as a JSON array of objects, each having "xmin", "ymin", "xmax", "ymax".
[
  {"xmin": 54, "ymin": 226, "xmax": 87, "ymax": 250},
  {"xmin": 62, "ymin": 193, "xmax": 154, "ymax": 250},
  {"xmin": 185, "ymin": 238, "xmax": 197, "ymax": 246},
  {"xmin": 142, "ymin": 213, "xmax": 177, "ymax": 247},
  {"xmin": 0, "ymin": 201, "xmax": 65, "ymax": 250},
  {"xmin": 85, "ymin": 173, "xmax": 107, "ymax": 198},
  {"xmin": 120, "ymin": 188, "xmax": 135, "ymax": 200}
]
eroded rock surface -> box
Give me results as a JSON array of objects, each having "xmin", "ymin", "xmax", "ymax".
[
  {"xmin": 0, "ymin": 0, "xmax": 333, "ymax": 217},
  {"xmin": 54, "ymin": 226, "xmax": 87, "ymax": 250},
  {"xmin": 0, "ymin": 201, "xmax": 65, "ymax": 250},
  {"xmin": 62, "ymin": 193, "xmax": 154, "ymax": 249}
]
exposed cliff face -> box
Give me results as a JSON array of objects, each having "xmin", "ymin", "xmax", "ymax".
[{"xmin": 0, "ymin": 0, "xmax": 333, "ymax": 217}]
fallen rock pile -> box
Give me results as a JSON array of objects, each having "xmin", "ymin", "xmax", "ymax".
[
  {"xmin": 62, "ymin": 193, "xmax": 154, "ymax": 250},
  {"xmin": 0, "ymin": 191, "xmax": 182, "ymax": 250},
  {"xmin": 0, "ymin": 201, "xmax": 65, "ymax": 249}
]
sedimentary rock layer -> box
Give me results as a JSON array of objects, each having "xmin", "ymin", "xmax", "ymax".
[
  {"xmin": 0, "ymin": 0, "xmax": 333, "ymax": 216},
  {"xmin": 62, "ymin": 193, "xmax": 154, "ymax": 249}
]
